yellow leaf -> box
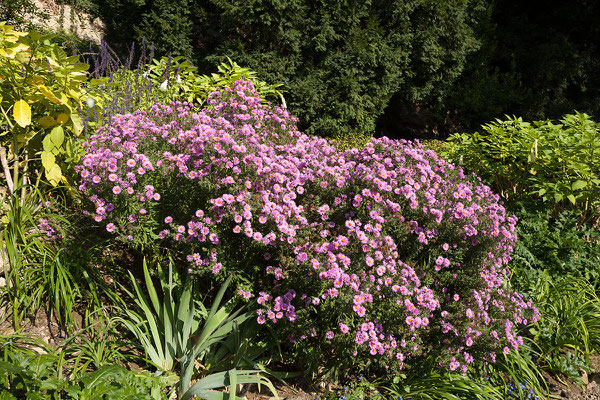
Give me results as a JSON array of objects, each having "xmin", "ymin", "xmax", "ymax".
[
  {"xmin": 41, "ymin": 151, "xmax": 55, "ymax": 170},
  {"xmin": 42, "ymin": 135, "xmax": 54, "ymax": 152},
  {"xmin": 46, "ymin": 163, "xmax": 62, "ymax": 186},
  {"xmin": 30, "ymin": 75, "xmax": 45, "ymax": 86},
  {"xmin": 39, "ymin": 116, "xmax": 58, "ymax": 128},
  {"xmin": 13, "ymin": 99, "xmax": 31, "ymax": 127},
  {"xmin": 70, "ymin": 111, "xmax": 83, "ymax": 136},
  {"xmin": 46, "ymin": 56, "xmax": 58, "ymax": 67},
  {"xmin": 56, "ymin": 113, "xmax": 69, "ymax": 124},
  {"xmin": 37, "ymin": 85, "xmax": 63, "ymax": 104},
  {"xmin": 3, "ymin": 48, "xmax": 16, "ymax": 59},
  {"xmin": 11, "ymin": 43, "xmax": 29, "ymax": 53},
  {"xmin": 68, "ymin": 89, "xmax": 81, "ymax": 100}
]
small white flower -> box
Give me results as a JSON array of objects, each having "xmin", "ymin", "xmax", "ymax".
[
  {"xmin": 175, "ymin": 74, "xmax": 182, "ymax": 83},
  {"xmin": 85, "ymin": 98, "xmax": 95, "ymax": 108},
  {"xmin": 159, "ymin": 79, "xmax": 168, "ymax": 91}
]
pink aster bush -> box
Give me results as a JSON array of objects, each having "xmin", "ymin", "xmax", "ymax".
[{"xmin": 76, "ymin": 81, "xmax": 539, "ymax": 375}]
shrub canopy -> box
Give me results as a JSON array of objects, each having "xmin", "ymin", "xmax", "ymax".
[{"xmin": 78, "ymin": 82, "xmax": 538, "ymax": 374}]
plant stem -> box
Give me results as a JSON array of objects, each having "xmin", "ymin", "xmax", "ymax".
[
  {"xmin": 0, "ymin": 146, "xmax": 14, "ymax": 194},
  {"xmin": 13, "ymin": 125, "xmax": 19, "ymax": 196},
  {"xmin": 20, "ymin": 150, "xmax": 29, "ymax": 205},
  {"xmin": 0, "ymin": 104, "xmax": 20, "ymax": 193}
]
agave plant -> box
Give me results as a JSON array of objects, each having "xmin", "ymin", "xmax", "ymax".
[{"xmin": 119, "ymin": 259, "xmax": 278, "ymax": 399}]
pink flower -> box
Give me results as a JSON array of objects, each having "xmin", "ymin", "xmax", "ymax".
[{"xmin": 212, "ymin": 263, "xmax": 223, "ymax": 274}]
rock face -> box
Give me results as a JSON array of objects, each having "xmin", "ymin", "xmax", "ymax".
[{"xmin": 29, "ymin": 0, "xmax": 104, "ymax": 44}]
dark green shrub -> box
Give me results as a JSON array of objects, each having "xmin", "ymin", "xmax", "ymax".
[
  {"xmin": 510, "ymin": 203, "xmax": 600, "ymax": 293},
  {"xmin": 88, "ymin": 0, "xmax": 490, "ymax": 138}
]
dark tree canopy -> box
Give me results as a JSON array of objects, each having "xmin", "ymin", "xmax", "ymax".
[
  {"xmin": 72, "ymin": 0, "xmax": 600, "ymax": 137},
  {"xmin": 441, "ymin": 0, "xmax": 600, "ymax": 132},
  {"xmin": 89, "ymin": 0, "xmax": 488, "ymax": 137}
]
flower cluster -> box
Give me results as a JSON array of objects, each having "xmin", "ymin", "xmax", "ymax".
[
  {"xmin": 38, "ymin": 217, "xmax": 63, "ymax": 241},
  {"xmin": 77, "ymin": 81, "xmax": 539, "ymax": 374}
]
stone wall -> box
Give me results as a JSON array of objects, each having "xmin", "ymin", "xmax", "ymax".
[{"xmin": 29, "ymin": 0, "xmax": 104, "ymax": 44}]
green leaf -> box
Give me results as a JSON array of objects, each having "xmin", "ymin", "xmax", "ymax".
[
  {"xmin": 182, "ymin": 370, "xmax": 275, "ymax": 400},
  {"xmin": 42, "ymin": 135, "xmax": 54, "ymax": 152},
  {"xmin": 50, "ymin": 126, "xmax": 64, "ymax": 148},
  {"xmin": 41, "ymin": 151, "xmax": 55, "ymax": 170},
  {"xmin": 72, "ymin": 62, "xmax": 89, "ymax": 72},
  {"xmin": 554, "ymin": 193, "xmax": 564, "ymax": 202},
  {"xmin": 572, "ymin": 180, "xmax": 587, "ymax": 190},
  {"xmin": 567, "ymin": 194, "xmax": 576, "ymax": 204}
]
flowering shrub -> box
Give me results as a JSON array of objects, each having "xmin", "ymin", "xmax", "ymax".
[{"xmin": 76, "ymin": 81, "xmax": 539, "ymax": 375}]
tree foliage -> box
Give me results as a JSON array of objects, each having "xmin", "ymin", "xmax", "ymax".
[
  {"xmin": 195, "ymin": 0, "xmax": 489, "ymax": 138},
  {"xmin": 443, "ymin": 0, "xmax": 600, "ymax": 131},
  {"xmin": 89, "ymin": 0, "xmax": 489, "ymax": 138},
  {"xmin": 66, "ymin": 0, "xmax": 600, "ymax": 137}
]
